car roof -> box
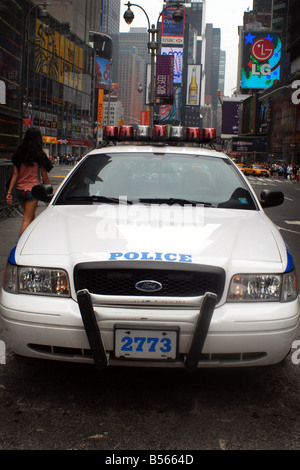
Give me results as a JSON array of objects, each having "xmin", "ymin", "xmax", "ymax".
[{"xmin": 85, "ymin": 144, "xmax": 228, "ymax": 160}]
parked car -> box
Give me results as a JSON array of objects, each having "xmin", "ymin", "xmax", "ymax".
[
  {"xmin": 244, "ymin": 164, "xmax": 270, "ymax": 177},
  {"xmin": 0, "ymin": 126, "xmax": 298, "ymax": 370}
]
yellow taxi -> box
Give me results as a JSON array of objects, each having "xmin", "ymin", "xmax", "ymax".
[
  {"xmin": 236, "ymin": 163, "xmax": 247, "ymax": 174},
  {"xmin": 244, "ymin": 164, "xmax": 270, "ymax": 177}
]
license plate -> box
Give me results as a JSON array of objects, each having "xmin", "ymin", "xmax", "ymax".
[{"xmin": 114, "ymin": 327, "xmax": 178, "ymax": 360}]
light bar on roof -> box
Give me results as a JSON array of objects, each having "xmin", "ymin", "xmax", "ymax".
[{"xmin": 102, "ymin": 125, "xmax": 217, "ymax": 145}]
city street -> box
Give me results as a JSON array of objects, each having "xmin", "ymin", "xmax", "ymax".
[{"xmin": 0, "ymin": 167, "xmax": 299, "ymax": 452}]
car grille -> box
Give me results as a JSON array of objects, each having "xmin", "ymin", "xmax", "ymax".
[{"xmin": 74, "ymin": 265, "xmax": 225, "ymax": 300}]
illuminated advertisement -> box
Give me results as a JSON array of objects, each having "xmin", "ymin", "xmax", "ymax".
[
  {"xmin": 161, "ymin": 47, "xmax": 183, "ymax": 84},
  {"xmin": 95, "ymin": 57, "xmax": 112, "ymax": 90},
  {"xmin": 186, "ymin": 65, "xmax": 201, "ymax": 106},
  {"xmin": 241, "ymin": 32, "xmax": 281, "ymax": 90},
  {"xmin": 161, "ymin": 9, "xmax": 185, "ymax": 45},
  {"xmin": 35, "ymin": 20, "xmax": 84, "ymax": 90},
  {"xmin": 156, "ymin": 55, "xmax": 174, "ymax": 99}
]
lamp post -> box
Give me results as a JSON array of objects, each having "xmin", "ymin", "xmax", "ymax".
[{"xmin": 123, "ymin": 2, "xmax": 184, "ymax": 133}]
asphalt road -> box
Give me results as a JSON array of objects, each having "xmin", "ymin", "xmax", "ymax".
[{"xmin": 0, "ymin": 167, "xmax": 299, "ymax": 453}]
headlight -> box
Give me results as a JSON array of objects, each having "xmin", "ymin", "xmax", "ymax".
[
  {"xmin": 228, "ymin": 271, "xmax": 298, "ymax": 303},
  {"xmin": 3, "ymin": 264, "xmax": 70, "ymax": 297}
]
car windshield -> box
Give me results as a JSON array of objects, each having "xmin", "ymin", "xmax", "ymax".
[{"xmin": 55, "ymin": 151, "xmax": 257, "ymax": 210}]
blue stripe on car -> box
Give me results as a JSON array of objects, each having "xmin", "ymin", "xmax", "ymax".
[
  {"xmin": 8, "ymin": 242, "xmax": 18, "ymax": 265},
  {"xmin": 285, "ymin": 245, "xmax": 294, "ymax": 272}
]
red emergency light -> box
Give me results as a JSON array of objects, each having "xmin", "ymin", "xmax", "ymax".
[
  {"xmin": 152, "ymin": 125, "xmax": 167, "ymax": 142},
  {"xmin": 202, "ymin": 128, "xmax": 216, "ymax": 143},
  {"xmin": 102, "ymin": 125, "xmax": 217, "ymax": 146},
  {"xmin": 186, "ymin": 127, "xmax": 201, "ymax": 143},
  {"xmin": 119, "ymin": 125, "xmax": 135, "ymax": 141},
  {"xmin": 103, "ymin": 126, "xmax": 118, "ymax": 141}
]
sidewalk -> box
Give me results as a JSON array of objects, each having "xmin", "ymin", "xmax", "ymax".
[{"xmin": 0, "ymin": 204, "xmax": 46, "ymax": 283}]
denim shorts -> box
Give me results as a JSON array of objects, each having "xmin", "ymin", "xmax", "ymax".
[{"xmin": 16, "ymin": 189, "xmax": 37, "ymax": 203}]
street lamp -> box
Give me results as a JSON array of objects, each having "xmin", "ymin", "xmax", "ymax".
[{"xmin": 123, "ymin": 2, "xmax": 184, "ymax": 133}]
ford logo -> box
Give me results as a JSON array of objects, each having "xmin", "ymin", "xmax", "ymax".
[{"xmin": 135, "ymin": 280, "xmax": 163, "ymax": 293}]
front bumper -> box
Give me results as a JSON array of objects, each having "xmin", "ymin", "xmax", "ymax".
[{"xmin": 0, "ymin": 289, "xmax": 299, "ymax": 368}]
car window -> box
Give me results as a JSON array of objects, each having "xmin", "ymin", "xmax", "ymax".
[{"xmin": 55, "ymin": 152, "xmax": 256, "ymax": 209}]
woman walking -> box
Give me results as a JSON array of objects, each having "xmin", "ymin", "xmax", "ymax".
[{"xmin": 5, "ymin": 128, "xmax": 53, "ymax": 235}]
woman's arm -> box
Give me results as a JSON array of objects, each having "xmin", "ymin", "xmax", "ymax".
[
  {"xmin": 41, "ymin": 166, "xmax": 50, "ymax": 185},
  {"xmin": 6, "ymin": 165, "xmax": 19, "ymax": 205}
]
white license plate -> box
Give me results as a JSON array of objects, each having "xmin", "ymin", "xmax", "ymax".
[{"xmin": 114, "ymin": 327, "xmax": 178, "ymax": 360}]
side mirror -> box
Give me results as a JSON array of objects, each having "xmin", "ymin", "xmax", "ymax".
[
  {"xmin": 260, "ymin": 189, "xmax": 284, "ymax": 208},
  {"xmin": 32, "ymin": 184, "xmax": 54, "ymax": 203}
]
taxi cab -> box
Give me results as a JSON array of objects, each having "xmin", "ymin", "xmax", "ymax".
[
  {"xmin": 236, "ymin": 163, "xmax": 247, "ymax": 174},
  {"xmin": 244, "ymin": 164, "xmax": 270, "ymax": 177},
  {"xmin": 0, "ymin": 125, "xmax": 298, "ymax": 370}
]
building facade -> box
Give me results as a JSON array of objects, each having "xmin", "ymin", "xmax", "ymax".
[
  {"xmin": 0, "ymin": 0, "xmax": 23, "ymax": 158},
  {"xmin": 0, "ymin": 1, "xmax": 99, "ymax": 159},
  {"xmin": 203, "ymin": 24, "xmax": 221, "ymax": 130},
  {"xmin": 235, "ymin": 0, "xmax": 299, "ymax": 163},
  {"xmin": 101, "ymin": 0, "xmax": 121, "ymax": 36},
  {"xmin": 117, "ymin": 46, "xmax": 145, "ymax": 125},
  {"xmin": 34, "ymin": 0, "xmax": 103, "ymax": 43}
]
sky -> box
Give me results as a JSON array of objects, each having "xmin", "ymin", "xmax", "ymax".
[{"xmin": 120, "ymin": 0, "xmax": 252, "ymax": 96}]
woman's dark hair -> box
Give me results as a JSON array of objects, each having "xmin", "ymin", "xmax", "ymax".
[{"xmin": 12, "ymin": 128, "xmax": 52, "ymax": 171}]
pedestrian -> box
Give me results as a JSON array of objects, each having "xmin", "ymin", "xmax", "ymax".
[
  {"xmin": 5, "ymin": 128, "xmax": 53, "ymax": 235},
  {"xmin": 292, "ymin": 164, "xmax": 298, "ymax": 183}
]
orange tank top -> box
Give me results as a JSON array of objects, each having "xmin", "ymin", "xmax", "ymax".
[{"xmin": 16, "ymin": 162, "xmax": 40, "ymax": 191}]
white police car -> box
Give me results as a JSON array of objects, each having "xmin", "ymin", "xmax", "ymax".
[{"xmin": 0, "ymin": 125, "xmax": 299, "ymax": 370}]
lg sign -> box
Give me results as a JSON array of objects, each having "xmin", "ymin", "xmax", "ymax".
[
  {"xmin": 241, "ymin": 32, "xmax": 281, "ymax": 90},
  {"xmin": 251, "ymin": 37, "xmax": 274, "ymax": 76},
  {"xmin": 251, "ymin": 38, "xmax": 274, "ymax": 61}
]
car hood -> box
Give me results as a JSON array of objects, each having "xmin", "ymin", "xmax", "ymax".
[{"xmin": 16, "ymin": 205, "xmax": 286, "ymax": 272}]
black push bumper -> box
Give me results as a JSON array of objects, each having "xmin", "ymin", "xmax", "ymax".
[{"xmin": 77, "ymin": 289, "xmax": 217, "ymax": 372}]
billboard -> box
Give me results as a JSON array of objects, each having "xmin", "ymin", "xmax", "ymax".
[
  {"xmin": 95, "ymin": 57, "xmax": 112, "ymax": 90},
  {"xmin": 36, "ymin": 20, "xmax": 84, "ymax": 90},
  {"xmin": 161, "ymin": 47, "xmax": 183, "ymax": 84},
  {"xmin": 221, "ymin": 100, "xmax": 242, "ymax": 136},
  {"xmin": 156, "ymin": 55, "xmax": 174, "ymax": 99},
  {"xmin": 161, "ymin": 9, "xmax": 185, "ymax": 45},
  {"xmin": 186, "ymin": 65, "xmax": 201, "ymax": 106},
  {"xmin": 241, "ymin": 32, "xmax": 281, "ymax": 90}
]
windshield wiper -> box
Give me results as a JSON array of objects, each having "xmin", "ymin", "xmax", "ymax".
[
  {"xmin": 65, "ymin": 195, "xmax": 133, "ymax": 204},
  {"xmin": 138, "ymin": 198, "xmax": 214, "ymax": 206}
]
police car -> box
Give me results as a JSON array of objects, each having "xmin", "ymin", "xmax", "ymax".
[{"xmin": 0, "ymin": 125, "xmax": 299, "ymax": 370}]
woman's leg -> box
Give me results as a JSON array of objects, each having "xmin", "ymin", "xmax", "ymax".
[{"xmin": 19, "ymin": 200, "xmax": 38, "ymax": 235}]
